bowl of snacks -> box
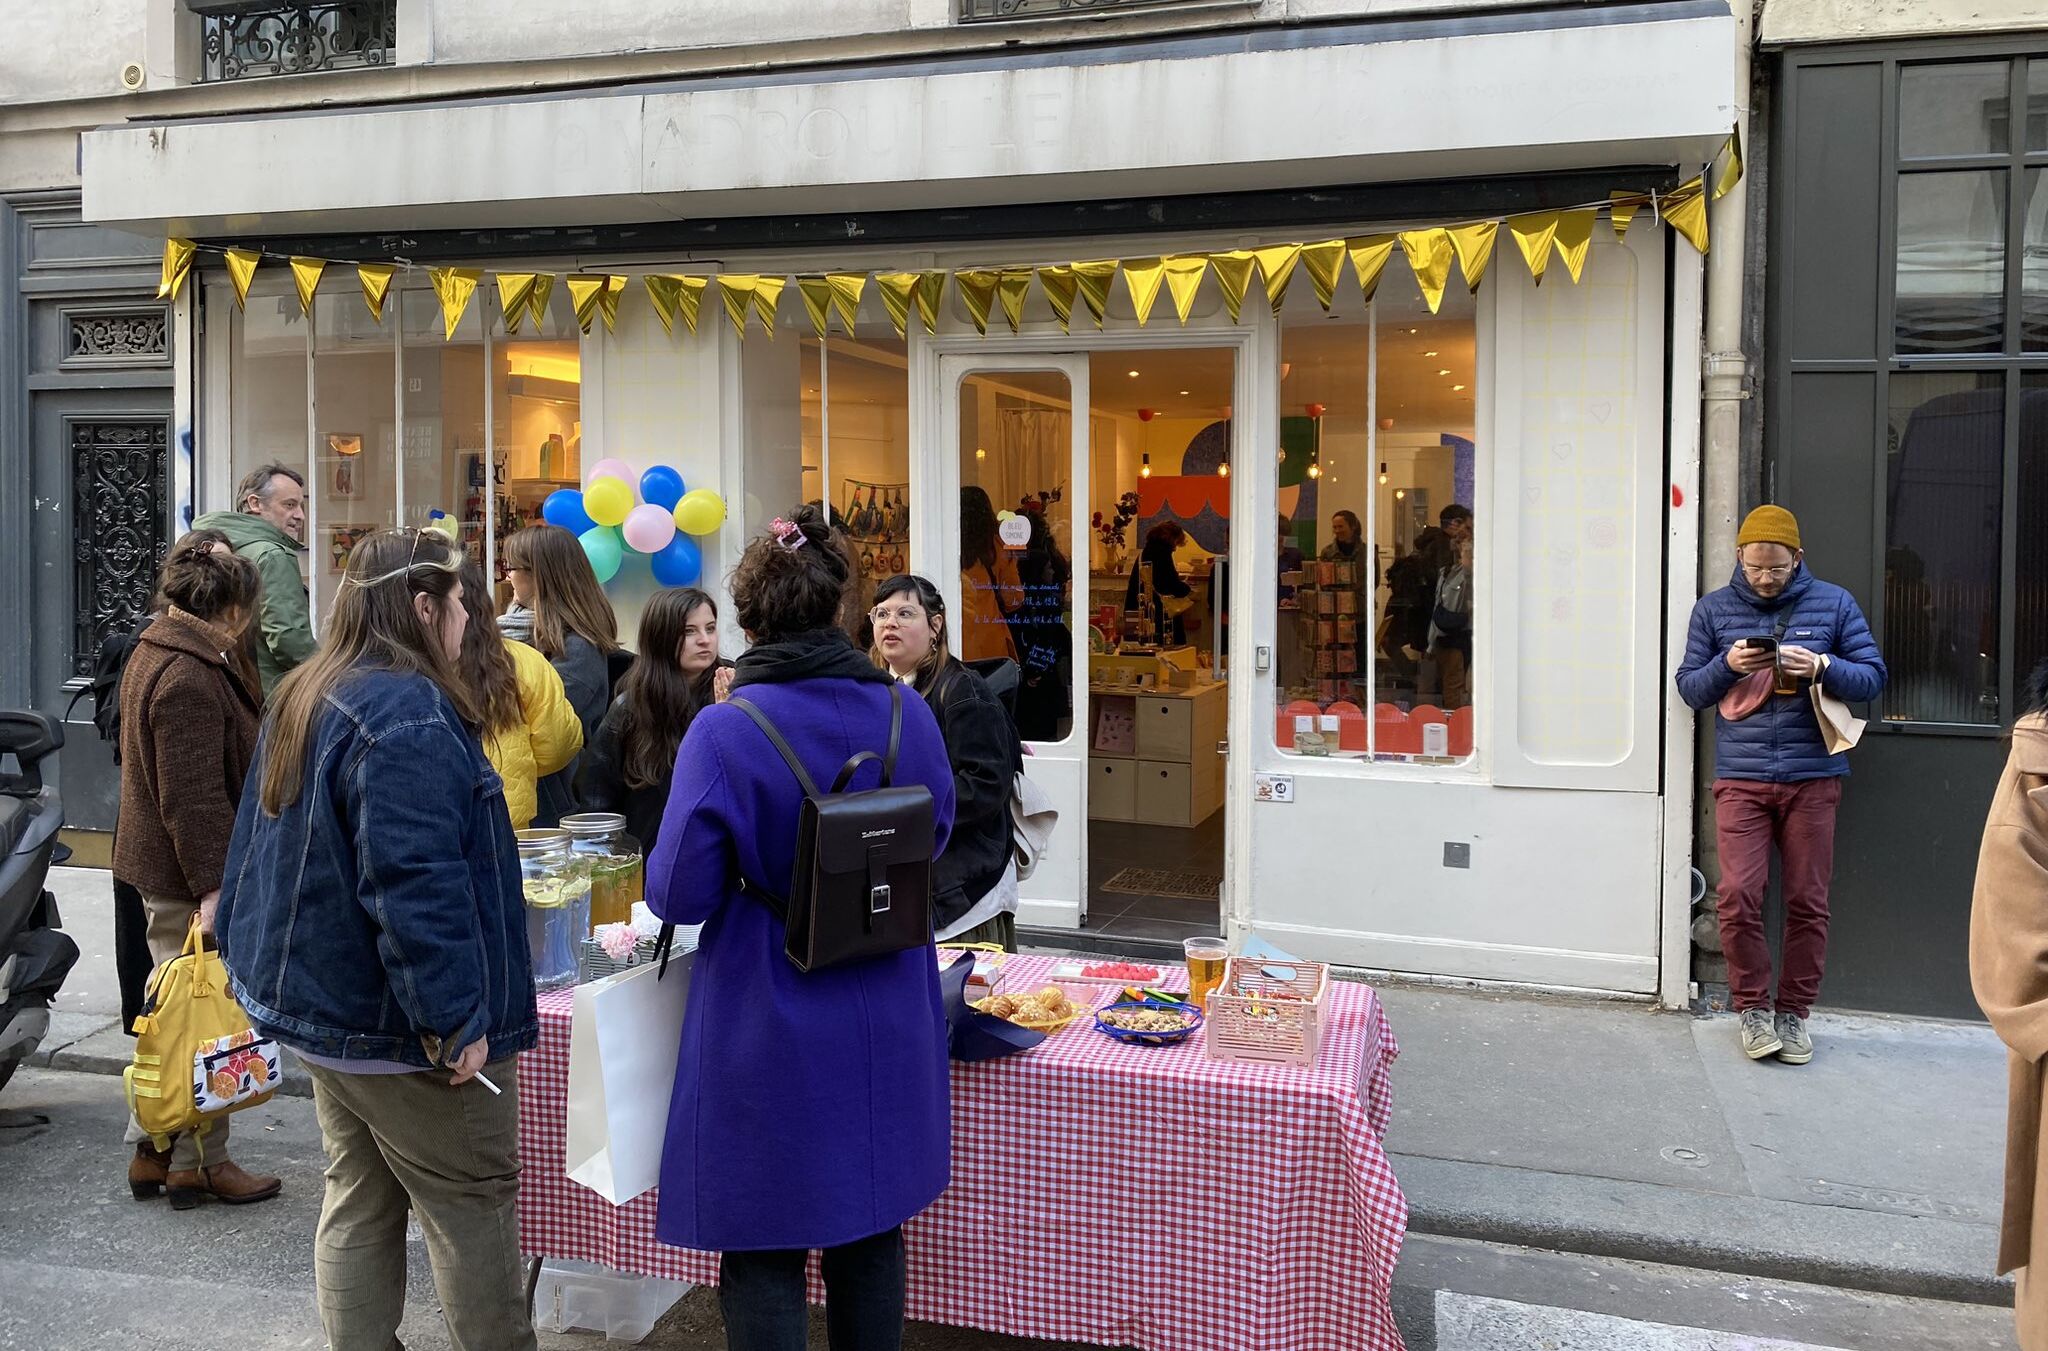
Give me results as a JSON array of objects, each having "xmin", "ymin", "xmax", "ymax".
[
  {"xmin": 975, "ymin": 985, "xmax": 1089, "ymax": 1034},
  {"xmin": 1094, "ymin": 1000, "xmax": 1204, "ymax": 1047}
]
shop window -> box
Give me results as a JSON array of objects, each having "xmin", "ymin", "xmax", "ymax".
[
  {"xmin": 1884, "ymin": 371, "xmax": 2004, "ymax": 725},
  {"xmin": 1272, "ymin": 269, "xmax": 1477, "ymax": 763},
  {"xmin": 487, "ymin": 285, "xmax": 582, "ymax": 606},
  {"xmin": 2025, "ymin": 168, "xmax": 2048, "ymax": 352},
  {"xmin": 1898, "ymin": 62, "xmax": 2011, "ymax": 159},
  {"xmin": 2017, "ymin": 371, "xmax": 2048, "ymax": 687},
  {"xmin": 1895, "ymin": 169, "xmax": 2007, "ymax": 355},
  {"xmin": 824, "ymin": 294, "xmax": 913, "ymax": 618},
  {"xmin": 226, "ymin": 288, "xmax": 313, "ymax": 604},
  {"xmin": 312, "ymin": 292, "xmax": 397, "ymax": 622}
]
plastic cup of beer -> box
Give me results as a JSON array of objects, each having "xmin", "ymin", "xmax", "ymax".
[{"xmin": 1184, "ymin": 937, "xmax": 1230, "ymax": 1011}]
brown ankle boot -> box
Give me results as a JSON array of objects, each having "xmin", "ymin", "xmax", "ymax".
[
  {"xmin": 165, "ymin": 1160, "xmax": 282, "ymax": 1210},
  {"xmin": 128, "ymin": 1142, "xmax": 173, "ymax": 1199}
]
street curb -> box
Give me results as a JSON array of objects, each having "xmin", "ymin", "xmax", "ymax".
[{"xmin": 38, "ymin": 1038, "xmax": 316, "ymax": 1100}]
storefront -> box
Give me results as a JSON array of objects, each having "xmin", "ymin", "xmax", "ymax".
[{"xmin": 80, "ymin": 6, "xmax": 1737, "ymax": 1002}]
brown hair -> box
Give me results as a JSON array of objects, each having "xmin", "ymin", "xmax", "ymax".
[
  {"xmin": 867, "ymin": 574, "xmax": 952, "ymax": 695},
  {"xmin": 158, "ymin": 549, "xmax": 260, "ymax": 628},
  {"xmin": 616, "ymin": 588, "xmax": 721, "ymax": 789},
  {"xmin": 730, "ymin": 505, "xmax": 849, "ymax": 642},
  {"xmin": 500, "ymin": 524, "xmax": 620, "ymax": 659},
  {"xmin": 258, "ymin": 529, "xmax": 475, "ymax": 814},
  {"xmin": 152, "ymin": 528, "xmax": 235, "ymax": 610},
  {"xmin": 453, "ymin": 561, "xmax": 523, "ymax": 738},
  {"xmin": 235, "ymin": 463, "xmax": 304, "ymax": 514}
]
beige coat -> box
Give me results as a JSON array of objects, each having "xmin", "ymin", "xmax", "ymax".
[{"xmin": 1971, "ymin": 715, "xmax": 2048, "ymax": 1345}]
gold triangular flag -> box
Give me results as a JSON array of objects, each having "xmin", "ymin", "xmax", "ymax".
[
  {"xmin": 1446, "ymin": 222, "xmax": 1498, "ymax": 294},
  {"xmin": 956, "ymin": 270, "xmax": 1000, "ymax": 335},
  {"xmin": 289, "ymin": 257, "xmax": 327, "ymax": 316},
  {"xmin": 1664, "ymin": 182, "xmax": 1709, "ymax": 255},
  {"xmin": 1071, "ymin": 260, "xmax": 1116, "ymax": 329},
  {"xmin": 597, "ymin": 274, "xmax": 627, "ymax": 333},
  {"xmin": 876, "ymin": 273, "xmax": 918, "ymax": 340},
  {"xmin": 1553, "ymin": 209, "xmax": 1598, "ymax": 281},
  {"xmin": 1713, "ymin": 127, "xmax": 1744, "ymax": 201},
  {"xmin": 428, "ymin": 267, "xmax": 481, "ymax": 340},
  {"xmin": 497, "ymin": 273, "xmax": 538, "ymax": 335},
  {"xmin": 645, "ymin": 275, "xmax": 686, "ymax": 337},
  {"xmin": 527, "ymin": 274, "xmax": 555, "ymax": 331},
  {"xmin": 1301, "ymin": 241, "xmax": 1347, "ymax": 311},
  {"xmin": 1399, "ymin": 229, "xmax": 1455, "ymax": 315},
  {"xmin": 827, "ymin": 273, "xmax": 866, "ymax": 335},
  {"xmin": 1609, "ymin": 194, "xmax": 1642, "ymax": 243},
  {"xmin": 717, "ymin": 276, "xmax": 757, "ymax": 337},
  {"xmin": 797, "ymin": 276, "xmax": 835, "ymax": 339},
  {"xmin": 1037, "ymin": 266, "xmax": 1077, "ymax": 333},
  {"xmin": 1346, "ymin": 236, "xmax": 1397, "ymax": 302},
  {"xmin": 1121, "ymin": 258, "xmax": 1167, "ymax": 327},
  {"xmin": 567, "ymin": 276, "xmax": 608, "ymax": 334},
  {"xmin": 1163, "ymin": 256, "xmax": 1208, "ymax": 325},
  {"xmin": 997, "ymin": 269, "xmax": 1032, "ymax": 333},
  {"xmin": 1208, "ymin": 251, "xmax": 1256, "ymax": 322},
  {"xmin": 752, "ymin": 276, "xmax": 787, "ymax": 339},
  {"xmin": 357, "ymin": 263, "xmax": 395, "ymax": 323},
  {"xmin": 913, "ymin": 272, "xmax": 946, "ymax": 335},
  {"xmin": 157, "ymin": 239, "xmax": 196, "ymax": 301},
  {"xmin": 224, "ymin": 248, "xmax": 260, "ymax": 311},
  {"xmin": 1253, "ymin": 245, "xmax": 1303, "ymax": 313},
  {"xmin": 1508, "ymin": 212, "xmax": 1561, "ymax": 285},
  {"xmin": 672, "ymin": 276, "xmax": 705, "ymax": 334}
]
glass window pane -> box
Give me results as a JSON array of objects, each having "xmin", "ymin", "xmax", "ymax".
[
  {"xmin": 396, "ymin": 288, "xmax": 487, "ymax": 570},
  {"xmin": 1900, "ymin": 62, "xmax": 2011, "ymax": 159},
  {"xmin": 2025, "ymin": 169, "xmax": 2048, "ymax": 351},
  {"xmin": 2027, "ymin": 59, "xmax": 2048, "ymax": 151},
  {"xmin": 825, "ymin": 293, "xmax": 913, "ymax": 626},
  {"xmin": 1896, "ymin": 170, "xmax": 2007, "ymax": 354},
  {"xmin": 314, "ymin": 292, "xmax": 397, "ymax": 622},
  {"xmin": 1885, "ymin": 371, "xmax": 2004, "ymax": 725},
  {"xmin": 489, "ymin": 284, "xmax": 581, "ymax": 612},
  {"xmin": 2014, "ymin": 372, "xmax": 2048, "ymax": 694}
]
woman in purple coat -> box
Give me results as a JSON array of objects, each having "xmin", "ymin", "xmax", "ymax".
[{"xmin": 646, "ymin": 506, "xmax": 957, "ymax": 1351}]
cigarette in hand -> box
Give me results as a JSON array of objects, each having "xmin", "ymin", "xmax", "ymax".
[{"xmin": 472, "ymin": 1071, "xmax": 503, "ymax": 1096}]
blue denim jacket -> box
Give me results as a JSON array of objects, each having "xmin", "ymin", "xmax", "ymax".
[{"xmin": 217, "ymin": 667, "xmax": 537, "ymax": 1069}]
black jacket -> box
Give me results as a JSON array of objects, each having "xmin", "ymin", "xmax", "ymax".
[
  {"xmin": 577, "ymin": 659, "xmax": 731, "ymax": 849},
  {"xmin": 923, "ymin": 659, "xmax": 1022, "ymax": 932}
]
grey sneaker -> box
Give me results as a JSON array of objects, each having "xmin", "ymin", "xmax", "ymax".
[
  {"xmin": 1740, "ymin": 1008, "xmax": 1783, "ymax": 1060},
  {"xmin": 1775, "ymin": 1013, "xmax": 1812, "ymax": 1065}
]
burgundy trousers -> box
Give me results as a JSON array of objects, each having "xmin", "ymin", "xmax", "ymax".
[{"xmin": 1711, "ymin": 776, "xmax": 1844, "ymax": 1018}]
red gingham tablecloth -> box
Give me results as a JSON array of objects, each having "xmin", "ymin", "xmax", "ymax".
[{"xmin": 517, "ymin": 954, "xmax": 1408, "ymax": 1351}]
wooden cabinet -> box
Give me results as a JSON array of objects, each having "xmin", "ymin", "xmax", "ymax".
[
  {"xmin": 1091, "ymin": 757, "xmax": 1137, "ymax": 822},
  {"xmin": 1088, "ymin": 681, "xmax": 1227, "ymax": 828}
]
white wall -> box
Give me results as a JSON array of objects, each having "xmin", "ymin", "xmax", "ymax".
[
  {"xmin": 0, "ymin": 0, "xmax": 148, "ymax": 107},
  {"xmin": 1761, "ymin": 0, "xmax": 2046, "ymax": 45}
]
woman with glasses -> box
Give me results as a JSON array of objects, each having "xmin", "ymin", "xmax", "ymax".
[
  {"xmin": 871, "ymin": 574, "xmax": 1025, "ymax": 948},
  {"xmin": 499, "ymin": 523, "xmax": 623, "ymax": 825},
  {"xmin": 452, "ymin": 561, "xmax": 584, "ymax": 831},
  {"xmin": 216, "ymin": 528, "xmax": 538, "ymax": 1351}
]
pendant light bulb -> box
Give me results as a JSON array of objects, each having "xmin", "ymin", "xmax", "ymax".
[
  {"xmin": 1307, "ymin": 463, "xmax": 1321, "ymax": 480},
  {"xmin": 1140, "ymin": 451, "xmax": 1152, "ymax": 480},
  {"xmin": 1219, "ymin": 461, "xmax": 1230, "ymax": 478}
]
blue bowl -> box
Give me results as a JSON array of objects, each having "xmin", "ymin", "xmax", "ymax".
[{"xmin": 1094, "ymin": 1000, "xmax": 1203, "ymax": 1047}]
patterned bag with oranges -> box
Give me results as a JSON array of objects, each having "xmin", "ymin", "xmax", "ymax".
[{"xmin": 125, "ymin": 913, "xmax": 281, "ymax": 1148}]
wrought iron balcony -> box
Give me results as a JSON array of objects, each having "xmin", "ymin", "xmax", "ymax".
[
  {"xmin": 959, "ymin": 0, "xmax": 1250, "ymax": 19},
  {"xmin": 193, "ymin": 0, "xmax": 395, "ymax": 82}
]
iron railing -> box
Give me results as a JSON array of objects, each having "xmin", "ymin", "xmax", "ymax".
[{"xmin": 194, "ymin": 0, "xmax": 395, "ymax": 81}]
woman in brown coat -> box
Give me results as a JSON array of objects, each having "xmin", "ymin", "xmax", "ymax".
[{"xmin": 113, "ymin": 544, "xmax": 281, "ymax": 1210}]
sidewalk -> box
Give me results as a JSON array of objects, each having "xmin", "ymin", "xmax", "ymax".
[{"xmin": 34, "ymin": 867, "xmax": 2013, "ymax": 1312}]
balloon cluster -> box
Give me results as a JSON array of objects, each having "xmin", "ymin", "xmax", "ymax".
[{"xmin": 541, "ymin": 460, "xmax": 727, "ymax": 588}]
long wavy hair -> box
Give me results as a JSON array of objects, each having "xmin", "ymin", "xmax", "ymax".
[
  {"xmin": 616, "ymin": 588, "xmax": 722, "ymax": 790},
  {"xmin": 453, "ymin": 561, "xmax": 524, "ymax": 738},
  {"xmin": 501, "ymin": 524, "xmax": 620, "ymax": 660},
  {"xmin": 259, "ymin": 529, "xmax": 474, "ymax": 814}
]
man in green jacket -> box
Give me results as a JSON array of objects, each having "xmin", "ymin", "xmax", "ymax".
[{"xmin": 192, "ymin": 464, "xmax": 313, "ymax": 697}]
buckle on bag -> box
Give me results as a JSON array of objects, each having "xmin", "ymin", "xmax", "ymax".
[{"xmin": 869, "ymin": 883, "xmax": 893, "ymax": 915}]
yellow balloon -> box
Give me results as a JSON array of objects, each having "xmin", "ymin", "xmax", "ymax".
[
  {"xmin": 584, "ymin": 476, "xmax": 633, "ymax": 528},
  {"xmin": 673, "ymin": 488, "xmax": 727, "ymax": 537}
]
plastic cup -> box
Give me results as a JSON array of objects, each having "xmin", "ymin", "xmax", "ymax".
[{"xmin": 1184, "ymin": 937, "xmax": 1229, "ymax": 1010}]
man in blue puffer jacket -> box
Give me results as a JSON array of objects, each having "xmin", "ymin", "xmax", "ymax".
[{"xmin": 1676, "ymin": 506, "xmax": 1887, "ymax": 1067}]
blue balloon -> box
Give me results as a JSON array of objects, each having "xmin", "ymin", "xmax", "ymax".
[
  {"xmin": 650, "ymin": 533, "xmax": 702, "ymax": 587},
  {"xmin": 639, "ymin": 465, "xmax": 687, "ymax": 512},
  {"xmin": 541, "ymin": 488, "xmax": 596, "ymax": 537}
]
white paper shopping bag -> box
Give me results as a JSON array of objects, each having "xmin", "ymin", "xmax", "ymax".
[{"xmin": 564, "ymin": 952, "xmax": 692, "ymax": 1205}]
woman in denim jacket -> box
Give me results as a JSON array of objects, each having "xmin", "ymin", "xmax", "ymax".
[{"xmin": 217, "ymin": 528, "xmax": 538, "ymax": 1351}]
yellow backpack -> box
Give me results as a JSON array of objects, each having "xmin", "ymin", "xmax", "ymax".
[{"xmin": 124, "ymin": 914, "xmax": 282, "ymax": 1150}]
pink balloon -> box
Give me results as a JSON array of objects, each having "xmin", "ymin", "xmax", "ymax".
[
  {"xmin": 585, "ymin": 457, "xmax": 635, "ymax": 488},
  {"xmin": 621, "ymin": 503, "xmax": 678, "ymax": 554}
]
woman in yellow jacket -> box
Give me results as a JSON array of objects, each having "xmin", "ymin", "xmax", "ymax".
[{"xmin": 456, "ymin": 562, "xmax": 583, "ymax": 828}]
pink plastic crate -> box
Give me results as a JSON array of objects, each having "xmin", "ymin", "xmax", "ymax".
[{"xmin": 1204, "ymin": 956, "xmax": 1330, "ymax": 1067}]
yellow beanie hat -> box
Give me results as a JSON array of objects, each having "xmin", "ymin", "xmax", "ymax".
[{"xmin": 1736, "ymin": 505, "xmax": 1801, "ymax": 551}]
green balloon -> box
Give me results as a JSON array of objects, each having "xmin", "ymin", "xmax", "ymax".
[{"xmin": 579, "ymin": 525, "xmax": 623, "ymax": 583}]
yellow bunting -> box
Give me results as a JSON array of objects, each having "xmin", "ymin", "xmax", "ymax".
[
  {"xmin": 1163, "ymin": 256, "xmax": 1208, "ymax": 325},
  {"xmin": 598, "ymin": 274, "xmax": 627, "ymax": 333},
  {"xmin": 1398, "ymin": 229, "xmax": 1455, "ymax": 315},
  {"xmin": 717, "ymin": 276, "xmax": 758, "ymax": 337},
  {"xmin": 289, "ymin": 257, "xmax": 327, "ymax": 316},
  {"xmin": 876, "ymin": 272, "xmax": 919, "ymax": 339},
  {"xmin": 797, "ymin": 276, "xmax": 837, "ymax": 339},
  {"xmin": 1301, "ymin": 240, "xmax": 1347, "ymax": 311},
  {"xmin": 1446, "ymin": 222, "xmax": 1498, "ymax": 294},
  {"xmin": 1609, "ymin": 195, "xmax": 1641, "ymax": 243},
  {"xmin": 997, "ymin": 269, "xmax": 1032, "ymax": 333},
  {"xmin": 1508, "ymin": 213, "xmax": 1561, "ymax": 285},
  {"xmin": 497, "ymin": 273, "xmax": 538, "ymax": 335},
  {"xmin": 527, "ymin": 274, "xmax": 556, "ymax": 331},
  {"xmin": 428, "ymin": 267, "xmax": 481, "ymax": 340},
  {"xmin": 567, "ymin": 276, "xmax": 608, "ymax": 334},
  {"xmin": 673, "ymin": 276, "xmax": 706, "ymax": 334},
  {"xmin": 1072, "ymin": 260, "xmax": 1117, "ymax": 329},
  {"xmin": 224, "ymin": 248, "xmax": 260, "ymax": 311},
  {"xmin": 644, "ymin": 275, "xmax": 683, "ymax": 336},
  {"xmin": 1663, "ymin": 181, "xmax": 1709, "ymax": 256},
  {"xmin": 1713, "ymin": 127, "xmax": 1744, "ymax": 202},
  {"xmin": 1553, "ymin": 209, "xmax": 1598, "ymax": 281},
  {"xmin": 1252, "ymin": 244, "xmax": 1302, "ymax": 313},
  {"xmin": 913, "ymin": 272, "xmax": 946, "ymax": 336},
  {"xmin": 157, "ymin": 239, "xmax": 196, "ymax": 301},
  {"xmin": 827, "ymin": 273, "xmax": 866, "ymax": 334},
  {"xmin": 1207, "ymin": 251, "xmax": 1256, "ymax": 323},
  {"xmin": 357, "ymin": 263, "xmax": 395, "ymax": 323},
  {"xmin": 1346, "ymin": 236, "xmax": 1397, "ymax": 303},
  {"xmin": 1121, "ymin": 257, "xmax": 1167, "ymax": 327},
  {"xmin": 752, "ymin": 276, "xmax": 787, "ymax": 338},
  {"xmin": 1037, "ymin": 266, "xmax": 1078, "ymax": 333},
  {"xmin": 956, "ymin": 270, "xmax": 1000, "ymax": 335}
]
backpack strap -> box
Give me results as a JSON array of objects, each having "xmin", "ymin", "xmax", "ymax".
[
  {"xmin": 726, "ymin": 696, "xmax": 822, "ymax": 800},
  {"xmin": 827, "ymin": 682, "xmax": 905, "ymax": 792}
]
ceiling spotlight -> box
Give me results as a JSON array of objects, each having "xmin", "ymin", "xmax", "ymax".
[
  {"xmin": 1408, "ymin": 328, "xmax": 1418, "ymax": 335},
  {"xmin": 975, "ymin": 447, "xmax": 987, "ymax": 460},
  {"xmin": 1179, "ymin": 390, "xmax": 1190, "ymax": 396},
  {"xmin": 1453, "ymin": 383, "xmax": 1467, "ymax": 391},
  {"xmin": 1424, "ymin": 350, "xmax": 1439, "ymax": 358},
  {"xmin": 1437, "ymin": 369, "xmax": 1451, "ymax": 376},
  {"xmin": 1128, "ymin": 370, "xmax": 1140, "ymax": 378}
]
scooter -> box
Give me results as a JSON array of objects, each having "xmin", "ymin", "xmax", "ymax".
[{"xmin": 0, "ymin": 709, "xmax": 78, "ymax": 1096}]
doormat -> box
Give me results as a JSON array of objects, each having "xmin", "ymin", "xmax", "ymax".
[{"xmin": 1098, "ymin": 867, "xmax": 1223, "ymax": 901}]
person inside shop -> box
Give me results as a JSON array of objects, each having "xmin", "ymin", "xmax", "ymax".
[
  {"xmin": 1278, "ymin": 514, "xmax": 1305, "ymax": 603},
  {"xmin": 1675, "ymin": 505, "xmax": 1886, "ymax": 1067},
  {"xmin": 1125, "ymin": 520, "xmax": 1193, "ymax": 645},
  {"xmin": 217, "ymin": 528, "xmax": 538, "ymax": 1351},
  {"xmin": 499, "ymin": 523, "xmax": 623, "ymax": 824},
  {"xmin": 1011, "ymin": 504, "xmax": 1072, "ymax": 742},
  {"xmin": 193, "ymin": 463, "xmax": 314, "ymax": 698},
  {"xmin": 1426, "ymin": 534, "xmax": 1474, "ymax": 711},
  {"xmin": 114, "ymin": 541, "xmax": 280, "ymax": 1210},
  {"xmin": 1440, "ymin": 502, "xmax": 1473, "ymax": 548},
  {"xmin": 579, "ymin": 586, "xmax": 735, "ymax": 850},
  {"xmin": 1321, "ymin": 510, "xmax": 1373, "ymax": 676},
  {"xmin": 452, "ymin": 561, "xmax": 583, "ymax": 831},
  {"xmin": 960, "ymin": 485, "xmax": 1023, "ymax": 662},
  {"xmin": 1380, "ymin": 526, "xmax": 1449, "ymax": 700},
  {"xmin": 644, "ymin": 507, "xmax": 956, "ymax": 1351},
  {"xmin": 870, "ymin": 572, "xmax": 1024, "ymax": 947}
]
